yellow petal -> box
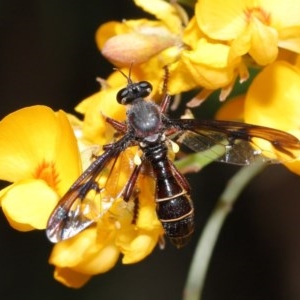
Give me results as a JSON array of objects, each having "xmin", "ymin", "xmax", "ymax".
[
  {"xmin": 76, "ymin": 88, "xmax": 126, "ymax": 145},
  {"xmin": 245, "ymin": 61, "xmax": 300, "ymax": 132},
  {"xmin": 1, "ymin": 179, "xmax": 58, "ymax": 230},
  {"xmin": 248, "ymin": 18, "xmax": 278, "ymax": 65},
  {"xmin": 137, "ymin": 205, "xmax": 161, "ymax": 230},
  {"xmin": 229, "ymin": 25, "xmax": 252, "ymax": 59},
  {"xmin": 278, "ymin": 26, "xmax": 300, "ymax": 53},
  {"xmin": 116, "ymin": 177, "xmax": 162, "ymax": 264},
  {"xmin": 0, "ymin": 106, "xmax": 81, "ymax": 195},
  {"xmin": 54, "ymin": 110, "xmax": 82, "ymax": 195},
  {"xmin": 53, "ymin": 267, "xmax": 91, "ymax": 288},
  {"xmin": 244, "ymin": 61, "xmax": 300, "ymax": 173},
  {"xmin": 215, "ymin": 95, "xmax": 245, "ymax": 121},
  {"xmin": 135, "ymin": 191, "xmax": 162, "ymax": 231},
  {"xmin": 76, "ymin": 71, "xmax": 127, "ymax": 146},
  {"xmin": 265, "ymin": 0, "xmax": 300, "ymax": 29},
  {"xmin": 49, "ymin": 228, "xmax": 119, "ymax": 274},
  {"xmin": 0, "ymin": 106, "xmax": 60, "ymax": 182},
  {"xmin": 180, "ymin": 43, "xmax": 237, "ymax": 90},
  {"xmin": 195, "ymin": 0, "xmax": 247, "ymax": 40},
  {"xmin": 134, "ymin": 0, "xmax": 183, "ymax": 33},
  {"xmin": 95, "ymin": 21, "xmax": 131, "ymax": 50},
  {"xmin": 169, "ymin": 37, "xmax": 239, "ymax": 93},
  {"xmin": 121, "ymin": 232, "xmax": 159, "ymax": 264},
  {"xmin": 168, "ymin": 59, "xmax": 198, "ymax": 94},
  {"xmin": 49, "ymin": 228, "xmax": 99, "ymax": 267},
  {"xmin": 182, "ymin": 17, "xmax": 204, "ymax": 49},
  {"xmin": 189, "ymin": 39, "xmax": 231, "ymax": 68}
]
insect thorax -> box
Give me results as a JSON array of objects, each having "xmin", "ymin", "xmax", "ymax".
[{"xmin": 127, "ymin": 98, "xmax": 162, "ymax": 138}]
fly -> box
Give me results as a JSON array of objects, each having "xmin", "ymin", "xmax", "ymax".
[{"xmin": 46, "ymin": 68, "xmax": 300, "ymax": 248}]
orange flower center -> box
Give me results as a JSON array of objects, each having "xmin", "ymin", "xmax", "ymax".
[
  {"xmin": 35, "ymin": 161, "xmax": 59, "ymax": 189},
  {"xmin": 244, "ymin": 7, "xmax": 271, "ymax": 25}
]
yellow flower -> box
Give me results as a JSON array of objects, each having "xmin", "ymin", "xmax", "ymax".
[
  {"xmin": 0, "ymin": 105, "xmax": 163, "ymax": 287},
  {"xmin": 49, "ymin": 227, "xmax": 119, "ymax": 288},
  {"xmin": 196, "ymin": 0, "xmax": 300, "ymax": 65},
  {"xmin": 244, "ymin": 61, "xmax": 300, "ymax": 173},
  {"xmin": 95, "ymin": 0, "xmax": 187, "ymax": 96},
  {"xmin": 216, "ymin": 60, "xmax": 300, "ymax": 172},
  {"xmin": 49, "ymin": 149, "xmax": 163, "ymax": 288},
  {"xmin": 0, "ymin": 106, "xmax": 81, "ymax": 231},
  {"xmin": 168, "ymin": 17, "xmax": 241, "ymax": 95},
  {"xmin": 98, "ymin": 1, "xmax": 239, "ymax": 96},
  {"xmin": 168, "ymin": 0, "xmax": 300, "ymax": 99},
  {"xmin": 94, "ymin": 0, "xmax": 300, "ymax": 103},
  {"xmin": 134, "ymin": 0, "xmax": 185, "ymax": 33}
]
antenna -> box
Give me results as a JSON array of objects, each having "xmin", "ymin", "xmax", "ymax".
[{"xmin": 113, "ymin": 63, "xmax": 134, "ymax": 84}]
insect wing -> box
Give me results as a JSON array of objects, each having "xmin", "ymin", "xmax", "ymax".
[
  {"xmin": 171, "ymin": 119, "xmax": 300, "ymax": 165},
  {"xmin": 46, "ymin": 187, "xmax": 94, "ymax": 243},
  {"xmin": 46, "ymin": 141, "xmax": 132, "ymax": 243}
]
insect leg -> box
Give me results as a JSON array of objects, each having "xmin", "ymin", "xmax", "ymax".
[
  {"xmin": 161, "ymin": 65, "xmax": 169, "ymax": 97},
  {"xmin": 122, "ymin": 163, "xmax": 143, "ymax": 202},
  {"xmin": 131, "ymin": 191, "xmax": 140, "ymax": 225},
  {"xmin": 160, "ymin": 66, "xmax": 172, "ymax": 113},
  {"xmin": 104, "ymin": 115, "xmax": 128, "ymax": 133},
  {"xmin": 169, "ymin": 161, "xmax": 191, "ymax": 194}
]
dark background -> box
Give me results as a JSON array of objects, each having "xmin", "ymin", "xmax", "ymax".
[{"xmin": 1, "ymin": 1, "xmax": 300, "ymax": 299}]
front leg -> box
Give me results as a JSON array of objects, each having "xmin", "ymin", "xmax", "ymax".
[{"xmin": 103, "ymin": 114, "xmax": 128, "ymax": 133}]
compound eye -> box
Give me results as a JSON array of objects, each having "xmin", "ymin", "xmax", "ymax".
[
  {"xmin": 138, "ymin": 81, "xmax": 152, "ymax": 97},
  {"xmin": 116, "ymin": 88, "xmax": 129, "ymax": 104}
]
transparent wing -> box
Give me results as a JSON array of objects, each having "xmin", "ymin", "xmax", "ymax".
[
  {"xmin": 46, "ymin": 136, "xmax": 136, "ymax": 243},
  {"xmin": 170, "ymin": 119, "xmax": 300, "ymax": 165}
]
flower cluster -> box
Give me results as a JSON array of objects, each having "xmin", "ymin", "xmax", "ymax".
[
  {"xmin": 99, "ymin": 0, "xmax": 300, "ymax": 100},
  {"xmin": 1, "ymin": 0, "xmax": 300, "ymax": 288}
]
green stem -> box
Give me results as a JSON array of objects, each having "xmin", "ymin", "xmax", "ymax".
[
  {"xmin": 175, "ymin": 143, "xmax": 227, "ymax": 173},
  {"xmin": 183, "ymin": 161, "xmax": 266, "ymax": 300}
]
